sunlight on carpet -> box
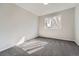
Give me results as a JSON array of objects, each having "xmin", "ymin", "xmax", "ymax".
[{"xmin": 17, "ymin": 39, "xmax": 48, "ymax": 54}]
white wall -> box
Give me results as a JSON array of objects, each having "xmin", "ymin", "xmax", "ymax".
[
  {"xmin": 0, "ymin": 4, "xmax": 38, "ymax": 52},
  {"xmin": 75, "ymin": 5, "xmax": 79, "ymax": 45},
  {"xmin": 39, "ymin": 8, "xmax": 75, "ymax": 41}
]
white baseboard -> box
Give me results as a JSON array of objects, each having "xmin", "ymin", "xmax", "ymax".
[
  {"xmin": 39, "ymin": 35, "xmax": 74, "ymax": 42},
  {"xmin": 74, "ymin": 40, "xmax": 79, "ymax": 46},
  {"xmin": 16, "ymin": 33, "xmax": 38, "ymax": 46},
  {"xmin": 0, "ymin": 43, "xmax": 15, "ymax": 52},
  {"xmin": 0, "ymin": 33, "xmax": 38, "ymax": 52}
]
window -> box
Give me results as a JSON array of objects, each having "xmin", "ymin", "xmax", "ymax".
[{"xmin": 44, "ymin": 15, "xmax": 62, "ymax": 29}]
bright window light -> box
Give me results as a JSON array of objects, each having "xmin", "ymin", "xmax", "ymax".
[
  {"xmin": 44, "ymin": 15, "xmax": 62, "ymax": 29},
  {"xmin": 43, "ymin": 3, "xmax": 48, "ymax": 5}
]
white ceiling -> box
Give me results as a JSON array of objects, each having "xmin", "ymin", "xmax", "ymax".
[{"xmin": 16, "ymin": 3, "xmax": 78, "ymax": 16}]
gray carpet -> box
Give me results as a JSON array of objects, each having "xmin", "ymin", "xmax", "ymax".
[{"xmin": 0, "ymin": 37, "xmax": 79, "ymax": 56}]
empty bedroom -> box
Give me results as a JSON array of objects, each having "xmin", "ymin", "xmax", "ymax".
[{"xmin": 0, "ymin": 3, "xmax": 79, "ymax": 56}]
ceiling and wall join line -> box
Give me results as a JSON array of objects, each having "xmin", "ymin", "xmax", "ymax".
[
  {"xmin": 16, "ymin": 3, "xmax": 77, "ymax": 16},
  {"xmin": 16, "ymin": 3, "xmax": 76, "ymax": 41},
  {"xmin": 16, "ymin": 3, "xmax": 79, "ymax": 44}
]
